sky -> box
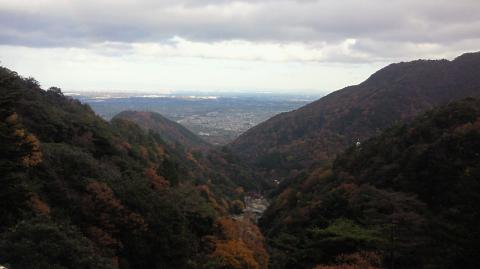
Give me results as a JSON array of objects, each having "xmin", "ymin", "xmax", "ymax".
[{"xmin": 0, "ymin": 0, "xmax": 479, "ymax": 94}]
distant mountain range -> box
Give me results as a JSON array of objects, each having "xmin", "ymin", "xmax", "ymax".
[{"xmin": 230, "ymin": 52, "xmax": 480, "ymax": 179}]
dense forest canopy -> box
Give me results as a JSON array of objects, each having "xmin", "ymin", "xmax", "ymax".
[
  {"xmin": 260, "ymin": 98, "xmax": 480, "ymax": 268},
  {"xmin": 0, "ymin": 66, "xmax": 268, "ymax": 269}
]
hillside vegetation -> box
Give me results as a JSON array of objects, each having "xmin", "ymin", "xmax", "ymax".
[
  {"xmin": 114, "ymin": 110, "xmax": 271, "ymax": 192},
  {"xmin": 2, "ymin": 51, "xmax": 480, "ymax": 269},
  {"xmin": 0, "ymin": 67, "xmax": 268, "ymax": 269},
  {"xmin": 230, "ymin": 52, "xmax": 480, "ymax": 180},
  {"xmin": 260, "ymin": 98, "xmax": 480, "ymax": 268},
  {"xmin": 114, "ymin": 111, "xmax": 211, "ymax": 150}
]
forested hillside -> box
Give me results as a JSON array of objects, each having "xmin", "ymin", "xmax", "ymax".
[
  {"xmin": 114, "ymin": 111, "xmax": 211, "ymax": 150},
  {"xmin": 0, "ymin": 67, "xmax": 268, "ymax": 269},
  {"xmin": 114, "ymin": 110, "xmax": 271, "ymax": 192},
  {"xmin": 2, "ymin": 52, "xmax": 480, "ymax": 269},
  {"xmin": 260, "ymin": 98, "xmax": 480, "ymax": 268},
  {"xmin": 230, "ymin": 52, "xmax": 480, "ymax": 180}
]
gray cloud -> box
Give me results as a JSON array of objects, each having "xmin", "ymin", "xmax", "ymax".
[{"xmin": 0, "ymin": 0, "xmax": 479, "ymax": 62}]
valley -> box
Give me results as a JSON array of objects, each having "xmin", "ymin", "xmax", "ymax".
[
  {"xmin": 1, "ymin": 51, "xmax": 480, "ymax": 269},
  {"xmin": 2, "ymin": 0, "xmax": 480, "ymax": 268},
  {"xmin": 70, "ymin": 93, "xmax": 318, "ymax": 145}
]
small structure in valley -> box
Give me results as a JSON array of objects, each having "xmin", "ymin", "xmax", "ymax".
[{"xmin": 355, "ymin": 140, "xmax": 361, "ymax": 147}]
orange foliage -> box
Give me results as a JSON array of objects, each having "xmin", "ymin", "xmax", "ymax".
[
  {"xmin": 119, "ymin": 141, "xmax": 132, "ymax": 151},
  {"xmin": 83, "ymin": 181, "xmax": 148, "ymax": 233},
  {"xmin": 144, "ymin": 167, "xmax": 169, "ymax": 190},
  {"xmin": 210, "ymin": 239, "xmax": 259, "ymax": 269},
  {"xmin": 186, "ymin": 151, "xmax": 203, "ymax": 168},
  {"xmin": 186, "ymin": 152, "xmax": 195, "ymax": 162},
  {"xmin": 14, "ymin": 128, "xmax": 42, "ymax": 167},
  {"xmin": 22, "ymin": 133, "xmax": 42, "ymax": 166},
  {"xmin": 313, "ymin": 251, "xmax": 382, "ymax": 269},
  {"xmin": 29, "ymin": 194, "xmax": 51, "ymax": 216},
  {"xmin": 214, "ymin": 217, "xmax": 269, "ymax": 269}
]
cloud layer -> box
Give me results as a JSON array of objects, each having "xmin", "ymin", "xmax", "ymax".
[
  {"xmin": 1, "ymin": 0, "xmax": 479, "ymax": 63},
  {"xmin": 0, "ymin": 0, "xmax": 479, "ymax": 92}
]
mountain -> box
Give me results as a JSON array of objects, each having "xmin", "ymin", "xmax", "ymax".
[
  {"xmin": 260, "ymin": 98, "xmax": 480, "ymax": 268},
  {"xmin": 113, "ymin": 111, "xmax": 211, "ymax": 150},
  {"xmin": 0, "ymin": 67, "xmax": 268, "ymax": 269},
  {"xmin": 113, "ymin": 111, "xmax": 270, "ymax": 192},
  {"xmin": 230, "ymin": 52, "xmax": 480, "ymax": 179}
]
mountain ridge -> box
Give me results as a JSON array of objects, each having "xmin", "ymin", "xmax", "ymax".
[
  {"xmin": 260, "ymin": 98, "xmax": 480, "ymax": 268},
  {"xmin": 113, "ymin": 110, "xmax": 211, "ymax": 150},
  {"xmin": 229, "ymin": 51, "xmax": 480, "ymax": 179}
]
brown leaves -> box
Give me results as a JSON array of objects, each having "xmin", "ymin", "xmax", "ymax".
[
  {"xmin": 20, "ymin": 133, "xmax": 43, "ymax": 167},
  {"xmin": 210, "ymin": 217, "xmax": 269, "ymax": 269},
  {"xmin": 314, "ymin": 251, "xmax": 382, "ymax": 269},
  {"xmin": 29, "ymin": 194, "xmax": 51, "ymax": 216},
  {"xmin": 210, "ymin": 239, "xmax": 259, "ymax": 269},
  {"xmin": 5, "ymin": 112, "xmax": 18, "ymax": 124},
  {"xmin": 82, "ymin": 181, "xmax": 148, "ymax": 235},
  {"xmin": 144, "ymin": 167, "xmax": 169, "ymax": 190},
  {"xmin": 12, "ymin": 126, "xmax": 43, "ymax": 167}
]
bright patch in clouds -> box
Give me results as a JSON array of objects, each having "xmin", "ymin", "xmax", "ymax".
[
  {"xmin": 0, "ymin": 44, "xmax": 381, "ymax": 92},
  {"xmin": 130, "ymin": 37, "xmax": 362, "ymax": 62}
]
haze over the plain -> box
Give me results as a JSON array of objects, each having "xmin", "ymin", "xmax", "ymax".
[{"xmin": 0, "ymin": 0, "xmax": 479, "ymax": 93}]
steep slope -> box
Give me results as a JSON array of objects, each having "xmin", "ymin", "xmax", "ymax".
[
  {"xmin": 230, "ymin": 52, "xmax": 480, "ymax": 179},
  {"xmin": 113, "ymin": 111, "xmax": 270, "ymax": 192},
  {"xmin": 0, "ymin": 67, "xmax": 269, "ymax": 269},
  {"xmin": 260, "ymin": 98, "xmax": 480, "ymax": 268},
  {"xmin": 113, "ymin": 111, "xmax": 211, "ymax": 150}
]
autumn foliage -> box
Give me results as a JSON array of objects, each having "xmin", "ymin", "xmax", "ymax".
[
  {"xmin": 29, "ymin": 194, "xmax": 51, "ymax": 216},
  {"xmin": 1, "ymin": 66, "xmax": 247, "ymax": 269},
  {"xmin": 209, "ymin": 217, "xmax": 269, "ymax": 269},
  {"xmin": 83, "ymin": 181, "xmax": 148, "ymax": 233},
  {"xmin": 314, "ymin": 252, "xmax": 382, "ymax": 269},
  {"xmin": 261, "ymin": 98, "xmax": 480, "ymax": 268},
  {"xmin": 211, "ymin": 239, "xmax": 259, "ymax": 269},
  {"xmin": 144, "ymin": 167, "xmax": 170, "ymax": 190}
]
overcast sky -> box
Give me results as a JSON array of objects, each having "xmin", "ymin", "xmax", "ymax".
[{"xmin": 0, "ymin": 0, "xmax": 479, "ymax": 93}]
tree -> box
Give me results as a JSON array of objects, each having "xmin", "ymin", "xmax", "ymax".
[{"xmin": 47, "ymin": 86, "xmax": 63, "ymax": 96}]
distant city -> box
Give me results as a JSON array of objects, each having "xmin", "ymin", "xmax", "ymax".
[{"xmin": 67, "ymin": 91, "xmax": 321, "ymax": 145}]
